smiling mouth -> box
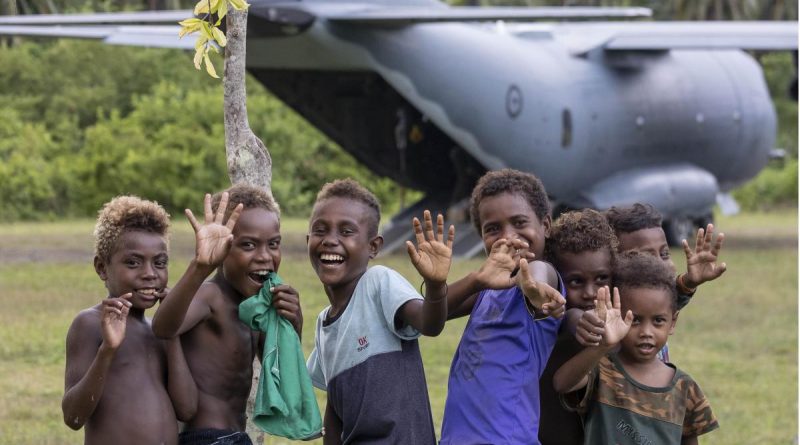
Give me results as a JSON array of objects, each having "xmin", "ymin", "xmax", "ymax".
[
  {"xmin": 136, "ymin": 288, "xmax": 158, "ymax": 296},
  {"xmin": 319, "ymin": 253, "xmax": 345, "ymax": 265},
  {"xmin": 248, "ymin": 270, "xmax": 273, "ymax": 284}
]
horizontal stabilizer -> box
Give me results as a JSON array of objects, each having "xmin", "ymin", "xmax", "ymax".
[
  {"xmin": 0, "ymin": 24, "xmax": 195, "ymax": 49},
  {"xmin": 0, "ymin": 10, "xmax": 190, "ymax": 25}
]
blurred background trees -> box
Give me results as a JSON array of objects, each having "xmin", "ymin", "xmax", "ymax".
[{"xmin": 0, "ymin": 0, "xmax": 795, "ymax": 221}]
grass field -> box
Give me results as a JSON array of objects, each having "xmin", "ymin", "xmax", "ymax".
[{"xmin": 0, "ymin": 209, "xmax": 796, "ymax": 444}]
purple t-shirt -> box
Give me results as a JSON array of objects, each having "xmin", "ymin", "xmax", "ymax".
[{"xmin": 440, "ymin": 284, "xmax": 563, "ymax": 445}]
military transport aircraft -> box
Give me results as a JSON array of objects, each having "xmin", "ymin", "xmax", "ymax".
[{"xmin": 0, "ymin": 0, "xmax": 796, "ymax": 256}]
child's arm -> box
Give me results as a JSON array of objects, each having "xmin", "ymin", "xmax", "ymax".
[
  {"xmin": 446, "ymin": 238, "xmax": 534, "ymax": 319},
  {"xmin": 62, "ymin": 294, "xmax": 131, "ymax": 429},
  {"xmin": 553, "ymin": 287, "xmax": 632, "ymax": 394},
  {"xmin": 323, "ymin": 402, "xmax": 343, "ymax": 445},
  {"xmin": 400, "ymin": 211, "xmax": 453, "ymax": 336},
  {"xmin": 152, "ymin": 192, "xmax": 242, "ymax": 338},
  {"xmin": 516, "ymin": 258, "xmax": 566, "ymax": 318},
  {"xmin": 163, "ymin": 337, "xmax": 197, "ymax": 422},
  {"xmin": 679, "ymin": 224, "xmax": 726, "ymax": 293}
]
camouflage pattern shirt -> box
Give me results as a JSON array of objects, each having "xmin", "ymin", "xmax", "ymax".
[{"xmin": 567, "ymin": 353, "xmax": 718, "ymax": 445}]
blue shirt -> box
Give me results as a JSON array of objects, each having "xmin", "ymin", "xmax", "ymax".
[{"xmin": 440, "ymin": 284, "xmax": 563, "ymax": 445}]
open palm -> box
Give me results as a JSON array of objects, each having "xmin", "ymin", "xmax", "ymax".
[
  {"xmin": 594, "ymin": 286, "xmax": 632, "ymax": 347},
  {"xmin": 406, "ymin": 210, "xmax": 454, "ymax": 284},
  {"xmin": 186, "ymin": 192, "xmax": 243, "ymax": 266}
]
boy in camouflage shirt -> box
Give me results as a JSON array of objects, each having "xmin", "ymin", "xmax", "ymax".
[{"xmin": 554, "ymin": 252, "xmax": 718, "ymax": 445}]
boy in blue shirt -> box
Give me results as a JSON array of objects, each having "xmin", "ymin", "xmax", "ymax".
[
  {"xmin": 440, "ymin": 169, "xmax": 566, "ymax": 445},
  {"xmin": 305, "ymin": 178, "xmax": 454, "ymax": 444}
]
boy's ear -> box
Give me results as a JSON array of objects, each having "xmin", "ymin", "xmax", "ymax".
[
  {"xmin": 94, "ymin": 255, "xmax": 108, "ymax": 281},
  {"xmin": 369, "ymin": 235, "xmax": 384, "ymax": 259},
  {"xmin": 669, "ymin": 310, "xmax": 679, "ymax": 335},
  {"xmin": 542, "ymin": 214, "xmax": 553, "ymax": 237}
]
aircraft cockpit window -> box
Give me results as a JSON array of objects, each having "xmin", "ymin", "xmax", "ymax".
[{"xmin": 561, "ymin": 108, "xmax": 572, "ymax": 148}]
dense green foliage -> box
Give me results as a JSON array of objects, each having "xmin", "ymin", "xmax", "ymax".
[{"xmin": 0, "ymin": 40, "xmax": 409, "ymax": 221}]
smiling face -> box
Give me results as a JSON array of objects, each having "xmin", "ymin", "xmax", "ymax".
[
  {"xmin": 95, "ymin": 230, "xmax": 168, "ymax": 310},
  {"xmin": 477, "ymin": 192, "xmax": 550, "ymax": 258},
  {"xmin": 618, "ymin": 286, "xmax": 676, "ymax": 364},
  {"xmin": 221, "ymin": 207, "xmax": 282, "ymax": 299},
  {"xmin": 307, "ymin": 197, "xmax": 382, "ymax": 301},
  {"xmin": 617, "ymin": 227, "xmax": 675, "ymax": 273},
  {"xmin": 556, "ymin": 249, "xmax": 612, "ymax": 311}
]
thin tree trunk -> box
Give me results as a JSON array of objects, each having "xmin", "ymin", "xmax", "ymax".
[{"xmin": 224, "ymin": 7, "xmax": 272, "ymax": 192}]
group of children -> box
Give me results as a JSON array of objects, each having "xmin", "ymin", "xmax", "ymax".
[{"xmin": 64, "ymin": 168, "xmax": 725, "ymax": 444}]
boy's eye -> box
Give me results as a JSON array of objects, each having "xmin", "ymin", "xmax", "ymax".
[
  {"xmin": 340, "ymin": 228, "xmax": 355, "ymax": 236},
  {"xmin": 567, "ymin": 278, "xmax": 583, "ymax": 287},
  {"xmin": 268, "ymin": 240, "xmax": 281, "ymax": 249},
  {"xmin": 240, "ymin": 241, "xmax": 255, "ymax": 250},
  {"xmin": 595, "ymin": 275, "xmax": 610, "ymax": 284},
  {"xmin": 155, "ymin": 259, "xmax": 168, "ymax": 268},
  {"xmin": 483, "ymin": 225, "xmax": 498, "ymax": 235},
  {"xmin": 124, "ymin": 259, "xmax": 140, "ymax": 267},
  {"xmin": 631, "ymin": 316, "xmax": 641, "ymax": 325},
  {"xmin": 660, "ymin": 249, "xmax": 671, "ymax": 260},
  {"xmin": 513, "ymin": 219, "xmax": 528, "ymax": 228}
]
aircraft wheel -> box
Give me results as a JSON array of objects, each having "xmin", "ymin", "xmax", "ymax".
[{"xmin": 663, "ymin": 218, "xmax": 694, "ymax": 247}]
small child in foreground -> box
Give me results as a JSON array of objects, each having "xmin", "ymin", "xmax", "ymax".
[
  {"xmin": 554, "ymin": 253, "xmax": 718, "ymax": 445},
  {"xmin": 305, "ymin": 179, "xmax": 453, "ymax": 444},
  {"xmin": 62, "ymin": 196, "xmax": 196, "ymax": 445}
]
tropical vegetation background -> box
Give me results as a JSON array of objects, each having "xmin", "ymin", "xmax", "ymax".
[{"xmin": 0, "ymin": 0, "xmax": 796, "ymax": 222}]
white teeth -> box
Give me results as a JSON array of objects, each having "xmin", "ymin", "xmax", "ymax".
[
  {"xmin": 320, "ymin": 253, "xmax": 344, "ymax": 262},
  {"xmin": 138, "ymin": 289, "xmax": 156, "ymax": 295},
  {"xmin": 253, "ymin": 270, "xmax": 269, "ymax": 275}
]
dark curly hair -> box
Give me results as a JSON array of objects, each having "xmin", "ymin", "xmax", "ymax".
[
  {"xmin": 314, "ymin": 178, "xmax": 381, "ymax": 237},
  {"xmin": 605, "ymin": 203, "xmax": 662, "ymax": 236},
  {"xmin": 546, "ymin": 209, "xmax": 618, "ymax": 264},
  {"xmin": 613, "ymin": 251, "xmax": 677, "ymax": 310},
  {"xmin": 94, "ymin": 196, "xmax": 170, "ymax": 263},
  {"xmin": 469, "ymin": 169, "xmax": 550, "ymax": 235},
  {"xmin": 211, "ymin": 183, "xmax": 280, "ymax": 221}
]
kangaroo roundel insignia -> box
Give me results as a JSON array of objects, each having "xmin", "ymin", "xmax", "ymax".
[{"xmin": 506, "ymin": 85, "xmax": 523, "ymax": 119}]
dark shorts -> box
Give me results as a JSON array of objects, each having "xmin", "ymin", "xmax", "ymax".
[{"xmin": 178, "ymin": 428, "xmax": 253, "ymax": 445}]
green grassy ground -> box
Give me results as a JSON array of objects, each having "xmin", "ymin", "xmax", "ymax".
[{"xmin": 0, "ymin": 209, "xmax": 796, "ymax": 444}]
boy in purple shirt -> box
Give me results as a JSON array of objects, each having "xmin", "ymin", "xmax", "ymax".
[{"xmin": 440, "ymin": 169, "xmax": 566, "ymax": 445}]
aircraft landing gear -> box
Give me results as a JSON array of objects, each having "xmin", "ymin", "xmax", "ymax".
[
  {"xmin": 663, "ymin": 213, "xmax": 714, "ymax": 247},
  {"xmin": 663, "ymin": 217, "xmax": 694, "ymax": 247}
]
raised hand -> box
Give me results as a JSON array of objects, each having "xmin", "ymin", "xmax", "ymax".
[
  {"xmin": 185, "ymin": 192, "xmax": 244, "ymax": 267},
  {"xmin": 101, "ymin": 293, "xmax": 132, "ymax": 350},
  {"xmin": 475, "ymin": 238, "xmax": 535, "ymax": 290},
  {"xmin": 575, "ymin": 310, "xmax": 606, "ymax": 347},
  {"xmin": 516, "ymin": 258, "xmax": 566, "ymax": 318},
  {"xmin": 406, "ymin": 210, "xmax": 455, "ymax": 285},
  {"xmin": 682, "ymin": 223, "xmax": 727, "ymax": 289},
  {"xmin": 594, "ymin": 287, "xmax": 632, "ymax": 347}
]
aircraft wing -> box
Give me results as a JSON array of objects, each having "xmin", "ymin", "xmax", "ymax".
[
  {"xmin": 321, "ymin": 5, "xmax": 652, "ymax": 24},
  {"xmin": 511, "ymin": 21, "xmax": 799, "ymax": 54}
]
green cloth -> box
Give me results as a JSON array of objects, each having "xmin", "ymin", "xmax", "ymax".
[{"xmin": 238, "ymin": 272, "xmax": 322, "ymax": 440}]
